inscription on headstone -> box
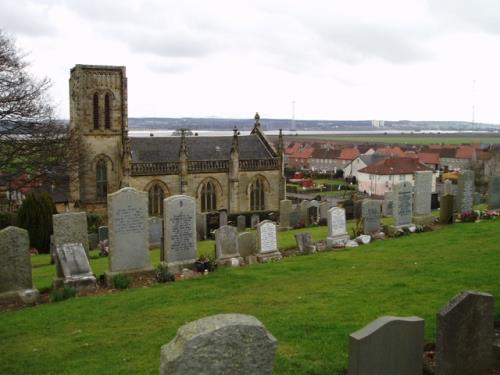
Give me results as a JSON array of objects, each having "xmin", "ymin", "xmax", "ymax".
[
  {"xmin": 393, "ymin": 182, "xmax": 413, "ymax": 227},
  {"xmin": 55, "ymin": 242, "xmax": 96, "ymax": 290},
  {"xmin": 149, "ymin": 217, "xmax": 162, "ymax": 247},
  {"xmin": 327, "ymin": 207, "xmax": 350, "ymax": 247},
  {"xmin": 362, "ymin": 200, "xmax": 381, "ymax": 234},
  {"xmin": 53, "ymin": 212, "xmax": 89, "ymax": 255},
  {"xmin": 258, "ymin": 221, "xmax": 277, "ymax": 253}
]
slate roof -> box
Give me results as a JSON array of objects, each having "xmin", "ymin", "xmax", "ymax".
[
  {"xmin": 359, "ymin": 154, "xmax": 388, "ymax": 166},
  {"xmin": 359, "ymin": 157, "xmax": 433, "ymax": 175},
  {"xmin": 130, "ymin": 134, "xmax": 274, "ymax": 162},
  {"xmin": 311, "ymin": 148, "xmax": 341, "ymax": 159}
]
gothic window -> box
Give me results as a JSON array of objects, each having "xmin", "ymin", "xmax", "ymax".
[
  {"xmin": 96, "ymin": 159, "xmax": 107, "ymax": 200},
  {"xmin": 104, "ymin": 94, "xmax": 111, "ymax": 129},
  {"xmin": 148, "ymin": 184, "xmax": 164, "ymax": 216},
  {"xmin": 93, "ymin": 93, "xmax": 99, "ymax": 129},
  {"xmin": 250, "ymin": 177, "xmax": 265, "ymax": 211},
  {"xmin": 200, "ymin": 181, "xmax": 217, "ymax": 212}
]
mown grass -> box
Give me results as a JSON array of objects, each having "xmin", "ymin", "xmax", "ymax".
[{"xmin": 2, "ymin": 219, "xmax": 500, "ymax": 374}]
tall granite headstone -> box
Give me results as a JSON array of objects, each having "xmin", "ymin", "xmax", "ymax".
[
  {"xmin": 196, "ymin": 213, "xmax": 207, "ymax": 241},
  {"xmin": 236, "ymin": 215, "xmax": 246, "ymax": 232},
  {"xmin": 54, "ymin": 242, "xmax": 96, "ymax": 290},
  {"xmin": 106, "ymin": 187, "xmax": 152, "ymax": 280},
  {"xmin": 382, "ymin": 192, "xmax": 394, "ymax": 217},
  {"xmin": 53, "ymin": 212, "xmax": 89, "ymax": 255},
  {"xmin": 215, "ymin": 225, "xmax": 241, "ymax": 265},
  {"xmin": 488, "ymin": 175, "xmax": 500, "ymax": 209},
  {"xmin": 0, "ymin": 226, "xmax": 39, "ymax": 303},
  {"xmin": 436, "ymin": 291, "xmax": 494, "ymax": 375},
  {"xmin": 159, "ymin": 314, "xmax": 277, "ymax": 375},
  {"xmin": 439, "ymin": 195, "xmax": 454, "ymax": 224},
  {"xmin": 326, "ymin": 207, "xmax": 350, "ymax": 247},
  {"xmin": 149, "ymin": 216, "xmax": 162, "ymax": 248},
  {"xmin": 255, "ymin": 220, "xmax": 282, "ymax": 262},
  {"xmin": 457, "ymin": 170, "xmax": 474, "ymax": 213},
  {"xmin": 98, "ymin": 225, "xmax": 108, "ymax": 242},
  {"xmin": 361, "ymin": 200, "xmax": 381, "ymax": 235},
  {"xmin": 393, "ymin": 182, "xmax": 413, "ymax": 227},
  {"xmin": 348, "ymin": 316, "xmax": 424, "ymax": 375},
  {"xmin": 300, "ymin": 200, "xmax": 311, "ymax": 225},
  {"xmin": 163, "ymin": 195, "xmax": 197, "ymax": 272},
  {"xmin": 279, "ymin": 199, "xmax": 292, "ymax": 230},
  {"xmin": 414, "ymin": 171, "xmax": 433, "ymax": 215}
]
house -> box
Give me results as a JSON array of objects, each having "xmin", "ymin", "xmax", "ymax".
[
  {"xmin": 344, "ymin": 153, "xmax": 388, "ymax": 181},
  {"xmin": 357, "ymin": 157, "xmax": 435, "ymax": 196},
  {"xmin": 286, "ymin": 143, "xmax": 315, "ymax": 169},
  {"xmin": 309, "ymin": 148, "xmax": 341, "ymax": 173},
  {"xmin": 417, "ymin": 152, "xmax": 440, "ymax": 171}
]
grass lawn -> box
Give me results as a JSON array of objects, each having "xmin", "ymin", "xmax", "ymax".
[{"xmin": 2, "ymin": 220, "xmax": 500, "ymax": 374}]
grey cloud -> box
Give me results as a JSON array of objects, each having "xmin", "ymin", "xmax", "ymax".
[
  {"xmin": 0, "ymin": 0, "xmax": 56, "ymax": 36},
  {"xmin": 147, "ymin": 60, "xmax": 193, "ymax": 74}
]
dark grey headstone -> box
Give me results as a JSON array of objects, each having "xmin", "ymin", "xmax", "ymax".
[
  {"xmin": 159, "ymin": 314, "xmax": 277, "ymax": 375},
  {"xmin": 196, "ymin": 213, "xmax": 207, "ymax": 241},
  {"xmin": 393, "ymin": 182, "xmax": 413, "ymax": 226},
  {"xmin": 279, "ymin": 199, "xmax": 292, "ymax": 229},
  {"xmin": 488, "ymin": 175, "xmax": 500, "ymax": 209},
  {"xmin": 250, "ymin": 214, "xmax": 260, "ymax": 228},
  {"xmin": 362, "ymin": 200, "xmax": 381, "ymax": 234},
  {"xmin": 348, "ymin": 316, "xmax": 424, "ymax": 375},
  {"xmin": 414, "ymin": 171, "xmax": 433, "ymax": 216},
  {"xmin": 382, "ymin": 192, "xmax": 394, "ymax": 217},
  {"xmin": 238, "ymin": 232, "xmax": 256, "ymax": 257},
  {"xmin": 237, "ymin": 215, "xmax": 246, "ymax": 232},
  {"xmin": 457, "ymin": 170, "xmax": 475, "ymax": 213},
  {"xmin": 219, "ymin": 210, "xmax": 228, "ymax": 227},
  {"xmin": 294, "ymin": 232, "xmax": 313, "ymax": 253},
  {"xmin": 290, "ymin": 209, "xmax": 301, "ymax": 228},
  {"xmin": 149, "ymin": 216, "xmax": 162, "ymax": 247},
  {"xmin": 436, "ymin": 291, "xmax": 495, "ymax": 375},
  {"xmin": 88, "ymin": 233, "xmax": 98, "ymax": 250},
  {"xmin": 98, "ymin": 226, "xmax": 108, "ymax": 242}
]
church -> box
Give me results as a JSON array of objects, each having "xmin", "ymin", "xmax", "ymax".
[{"xmin": 68, "ymin": 64, "xmax": 285, "ymax": 220}]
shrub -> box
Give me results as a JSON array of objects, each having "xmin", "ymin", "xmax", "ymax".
[
  {"xmin": 0, "ymin": 211, "xmax": 17, "ymax": 230},
  {"xmin": 156, "ymin": 264, "xmax": 175, "ymax": 283},
  {"xmin": 112, "ymin": 274, "xmax": 131, "ymax": 289},
  {"xmin": 51, "ymin": 287, "xmax": 76, "ymax": 302},
  {"xmin": 87, "ymin": 213, "xmax": 104, "ymax": 234},
  {"xmin": 17, "ymin": 192, "xmax": 57, "ymax": 253}
]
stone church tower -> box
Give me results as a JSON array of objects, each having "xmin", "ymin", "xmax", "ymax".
[{"xmin": 69, "ymin": 65, "xmax": 129, "ymax": 210}]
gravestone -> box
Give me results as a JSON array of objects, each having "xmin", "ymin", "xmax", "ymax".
[
  {"xmin": 457, "ymin": 170, "xmax": 474, "ymax": 213},
  {"xmin": 382, "ymin": 192, "xmax": 394, "ymax": 217},
  {"xmin": 238, "ymin": 232, "xmax": 256, "ymax": 258},
  {"xmin": 439, "ymin": 195, "xmax": 454, "ymax": 224},
  {"xmin": 98, "ymin": 226, "xmax": 108, "ymax": 242},
  {"xmin": 361, "ymin": 200, "xmax": 381, "ymax": 235},
  {"xmin": 319, "ymin": 202, "xmax": 331, "ymax": 221},
  {"xmin": 279, "ymin": 199, "xmax": 292, "ymax": 230},
  {"xmin": 54, "ymin": 243, "xmax": 96, "ymax": 290},
  {"xmin": 299, "ymin": 200, "xmax": 311, "ymax": 226},
  {"xmin": 159, "ymin": 314, "xmax": 277, "ymax": 375},
  {"xmin": 53, "ymin": 212, "xmax": 89, "ymax": 255},
  {"xmin": 294, "ymin": 232, "xmax": 315, "ymax": 254},
  {"xmin": 443, "ymin": 179, "xmax": 453, "ymax": 195},
  {"xmin": 215, "ymin": 225, "xmax": 241, "ymax": 266},
  {"xmin": 488, "ymin": 175, "xmax": 500, "ymax": 209},
  {"xmin": 0, "ymin": 226, "xmax": 39, "ymax": 303},
  {"xmin": 255, "ymin": 220, "xmax": 282, "ymax": 262},
  {"xmin": 289, "ymin": 208, "xmax": 301, "ymax": 228},
  {"xmin": 413, "ymin": 171, "xmax": 434, "ymax": 225},
  {"xmin": 436, "ymin": 291, "xmax": 494, "ymax": 375},
  {"xmin": 163, "ymin": 195, "xmax": 197, "ymax": 272},
  {"xmin": 236, "ymin": 215, "xmax": 246, "ymax": 232},
  {"xmin": 196, "ymin": 213, "xmax": 207, "ymax": 241},
  {"xmin": 149, "ymin": 216, "xmax": 162, "ymax": 248},
  {"xmin": 326, "ymin": 207, "xmax": 350, "ymax": 247},
  {"xmin": 219, "ymin": 210, "xmax": 228, "ymax": 227},
  {"xmin": 348, "ymin": 316, "xmax": 424, "ymax": 375},
  {"xmin": 308, "ymin": 200, "xmax": 320, "ymax": 224},
  {"xmin": 106, "ymin": 187, "xmax": 153, "ymax": 281},
  {"xmin": 393, "ymin": 182, "xmax": 413, "ymax": 227},
  {"xmin": 88, "ymin": 233, "xmax": 98, "ymax": 250},
  {"xmin": 250, "ymin": 214, "xmax": 260, "ymax": 228},
  {"xmin": 353, "ymin": 200, "xmax": 363, "ymax": 220}
]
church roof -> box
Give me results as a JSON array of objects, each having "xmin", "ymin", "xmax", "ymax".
[{"xmin": 130, "ymin": 134, "xmax": 275, "ymax": 162}]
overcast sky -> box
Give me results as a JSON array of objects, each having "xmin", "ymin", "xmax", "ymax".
[{"xmin": 1, "ymin": 0, "xmax": 500, "ymax": 123}]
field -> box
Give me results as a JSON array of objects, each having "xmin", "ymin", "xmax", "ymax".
[
  {"xmin": 293, "ymin": 133, "xmax": 500, "ymax": 145},
  {"xmin": 2, "ymin": 219, "xmax": 500, "ymax": 374}
]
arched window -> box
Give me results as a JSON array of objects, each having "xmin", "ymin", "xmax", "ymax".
[
  {"xmin": 96, "ymin": 159, "xmax": 107, "ymax": 199},
  {"xmin": 250, "ymin": 177, "xmax": 265, "ymax": 211},
  {"xmin": 93, "ymin": 93, "xmax": 99, "ymax": 129},
  {"xmin": 148, "ymin": 184, "xmax": 164, "ymax": 216},
  {"xmin": 200, "ymin": 181, "xmax": 217, "ymax": 212},
  {"xmin": 104, "ymin": 94, "xmax": 111, "ymax": 129}
]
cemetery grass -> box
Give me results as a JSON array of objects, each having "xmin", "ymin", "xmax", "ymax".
[{"xmin": 3, "ymin": 220, "xmax": 500, "ymax": 374}]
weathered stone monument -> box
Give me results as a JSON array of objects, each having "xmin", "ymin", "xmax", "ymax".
[
  {"xmin": 0, "ymin": 226, "xmax": 39, "ymax": 303},
  {"xmin": 294, "ymin": 232, "xmax": 315, "ymax": 254},
  {"xmin": 279, "ymin": 199, "xmax": 292, "ymax": 230},
  {"xmin": 348, "ymin": 316, "xmax": 424, "ymax": 375},
  {"xmin": 488, "ymin": 175, "xmax": 500, "ymax": 209},
  {"xmin": 159, "ymin": 314, "xmax": 277, "ymax": 375},
  {"xmin": 289, "ymin": 206, "xmax": 301, "ymax": 228},
  {"xmin": 148, "ymin": 216, "xmax": 162, "ymax": 248},
  {"xmin": 54, "ymin": 243, "xmax": 96, "ymax": 290},
  {"xmin": 299, "ymin": 200, "xmax": 311, "ymax": 226},
  {"xmin": 392, "ymin": 182, "xmax": 413, "ymax": 227},
  {"xmin": 98, "ymin": 225, "xmax": 108, "ymax": 242},
  {"xmin": 163, "ymin": 195, "xmax": 197, "ymax": 272},
  {"xmin": 413, "ymin": 171, "xmax": 434, "ymax": 225},
  {"xmin": 309, "ymin": 200, "xmax": 320, "ymax": 224},
  {"xmin": 382, "ymin": 192, "xmax": 394, "ymax": 217},
  {"xmin": 326, "ymin": 207, "xmax": 350, "ymax": 247},
  {"xmin": 236, "ymin": 215, "xmax": 246, "ymax": 232},
  {"xmin": 443, "ymin": 179, "xmax": 453, "ymax": 195},
  {"xmin": 361, "ymin": 200, "xmax": 381, "ymax": 234},
  {"xmin": 219, "ymin": 210, "xmax": 228, "ymax": 227},
  {"xmin": 215, "ymin": 225, "xmax": 242, "ymax": 266},
  {"xmin": 255, "ymin": 220, "xmax": 282, "ymax": 262},
  {"xmin": 106, "ymin": 187, "xmax": 153, "ymax": 282},
  {"xmin": 238, "ymin": 232, "xmax": 256, "ymax": 258},
  {"xmin": 196, "ymin": 213, "xmax": 207, "ymax": 241},
  {"xmin": 436, "ymin": 291, "xmax": 494, "ymax": 375},
  {"xmin": 457, "ymin": 170, "xmax": 474, "ymax": 213},
  {"xmin": 439, "ymin": 195, "xmax": 454, "ymax": 224},
  {"xmin": 88, "ymin": 233, "xmax": 98, "ymax": 250},
  {"xmin": 250, "ymin": 214, "xmax": 260, "ymax": 228},
  {"xmin": 53, "ymin": 212, "xmax": 89, "ymax": 255}
]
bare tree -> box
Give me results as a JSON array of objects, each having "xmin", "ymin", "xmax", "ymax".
[{"xmin": 0, "ymin": 29, "xmax": 78, "ymax": 205}]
